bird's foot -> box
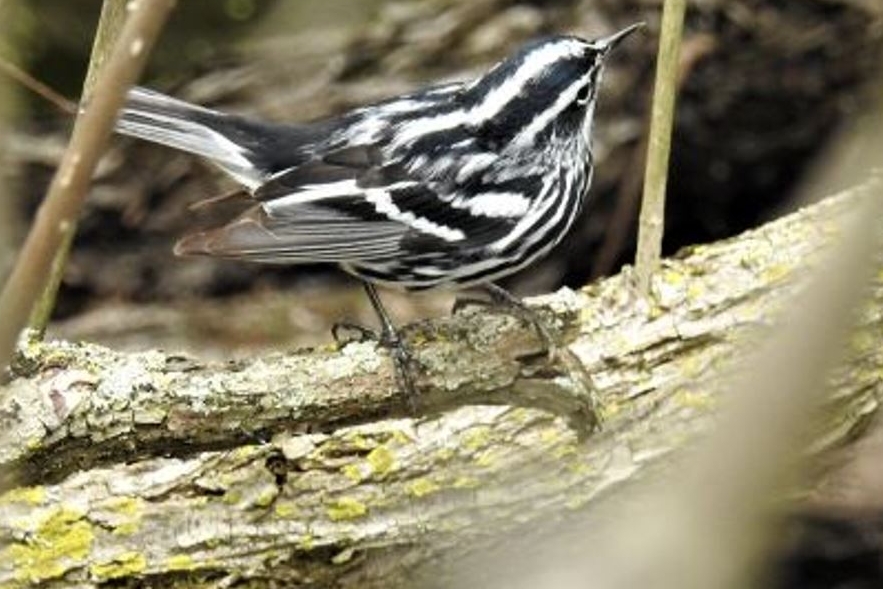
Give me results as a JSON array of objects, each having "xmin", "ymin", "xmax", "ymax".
[
  {"xmin": 453, "ymin": 284, "xmax": 559, "ymax": 357},
  {"xmin": 331, "ymin": 321, "xmax": 379, "ymax": 346},
  {"xmin": 331, "ymin": 320, "xmax": 421, "ymax": 413}
]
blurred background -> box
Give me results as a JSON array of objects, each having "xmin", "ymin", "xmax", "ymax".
[
  {"xmin": 1, "ymin": 2, "xmax": 883, "ymax": 587},
  {"xmin": 0, "ymin": 0, "xmax": 881, "ymax": 356}
]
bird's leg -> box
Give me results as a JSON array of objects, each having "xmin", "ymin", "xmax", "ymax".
[
  {"xmin": 330, "ymin": 283, "xmax": 397, "ymax": 345},
  {"xmin": 332, "ymin": 282, "xmax": 420, "ymax": 410},
  {"xmin": 454, "ymin": 284, "xmax": 598, "ymax": 429},
  {"xmin": 453, "ymin": 283, "xmax": 558, "ymax": 355}
]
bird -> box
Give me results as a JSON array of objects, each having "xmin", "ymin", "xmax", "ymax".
[{"xmin": 115, "ymin": 23, "xmax": 643, "ymax": 403}]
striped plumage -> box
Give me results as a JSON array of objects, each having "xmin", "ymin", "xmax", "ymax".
[{"xmin": 116, "ymin": 24, "xmax": 641, "ymax": 292}]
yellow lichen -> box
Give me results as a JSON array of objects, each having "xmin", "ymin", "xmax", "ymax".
[
  {"xmin": 348, "ymin": 434, "xmax": 374, "ymax": 451},
  {"xmin": 326, "ymin": 497, "xmax": 368, "ymax": 521},
  {"xmin": 6, "ymin": 507, "xmax": 94, "ymax": 583},
  {"xmin": 342, "ymin": 464, "xmax": 364, "ymax": 482},
  {"xmin": 597, "ymin": 400, "xmax": 623, "ymax": 421},
  {"xmin": 298, "ymin": 535, "xmax": 315, "ymax": 551},
  {"xmin": 763, "ymin": 263, "xmax": 792, "ymax": 283},
  {"xmin": 100, "ymin": 496, "xmax": 143, "ymax": 537},
  {"xmin": 506, "ymin": 407, "xmax": 533, "ymax": 423},
  {"xmin": 366, "ymin": 446, "xmax": 395, "ymax": 476},
  {"xmin": 166, "ymin": 554, "xmax": 196, "ymax": 571},
  {"xmin": 390, "ymin": 429, "xmax": 414, "ymax": 445},
  {"xmin": 567, "ymin": 461, "xmax": 594, "ymax": 476},
  {"xmin": 105, "ymin": 496, "xmax": 143, "ymax": 517},
  {"xmin": 222, "ymin": 490, "xmax": 243, "ymax": 505},
  {"xmin": 435, "ymin": 448, "xmax": 455, "ymax": 462},
  {"xmin": 660, "ymin": 268, "xmax": 685, "ymax": 286},
  {"xmin": 112, "ymin": 521, "xmax": 140, "ymax": 536},
  {"xmin": 253, "ymin": 486, "xmax": 278, "ymax": 508},
  {"xmin": 463, "ymin": 426, "xmax": 492, "ymax": 452},
  {"xmin": 274, "ymin": 502, "xmax": 299, "ymax": 518},
  {"xmin": 474, "ymin": 450, "xmax": 495, "ymax": 467},
  {"xmin": 89, "ymin": 551, "xmax": 147, "ymax": 580},
  {"xmin": 686, "ymin": 282, "xmax": 706, "ymax": 300},
  {"xmin": 407, "ymin": 478, "xmax": 440, "ymax": 498},
  {"xmin": 674, "ymin": 389, "xmax": 713, "ymax": 410},
  {"xmin": 539, "ymin": 428, "xmax": 562, "ymax": 444},
  {"xmin": 453, "ymin": 476, "xmax": 480, "ymax": 489},
  {"xmin": 233, "ymin": 445, "xmax": 260, "ymax": 460},
  {"xmin": 551, "ymin": 443, "xmax": 578, "ymax": 460},
  {"xmin": 0, "ymin": 486, "xmax": 47, "ymax": 506}
]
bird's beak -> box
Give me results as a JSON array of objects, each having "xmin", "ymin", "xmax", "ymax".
[{"xmin": 598, "ymin": 22, "xmax": 645, "ymax": 53}]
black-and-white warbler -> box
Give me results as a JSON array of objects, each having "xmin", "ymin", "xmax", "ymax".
[{"xmin": 116, "ymin": 23, "xmax": 642, "ymax": 399}]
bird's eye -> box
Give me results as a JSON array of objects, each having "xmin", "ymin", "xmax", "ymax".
[{"xmin": 576, "ymin": 84, "xmax": 591, "ymax": 105}]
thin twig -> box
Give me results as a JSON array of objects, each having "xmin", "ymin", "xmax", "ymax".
[
  {"xmin": 27, "ymin": 0, "xmax": 131, "ymax": 337},
  {"xmin": 0, "ymin": 56, "xmax": 77, "ymax": 116},
  {"xmin": 633, "ymin": 0, "xmax": 687, "ymax": 294},
  {"xmin": 591, "ymin": 34, "xmax": 715, "ymax": 279},
  {"xmin": 0, "ymin": 0, "xmax": 176, "ymax": 380}
]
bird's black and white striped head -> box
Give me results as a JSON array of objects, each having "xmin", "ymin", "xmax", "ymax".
[{"xmin": 460, "ymin": 23, "xmax": 643, "ymax": 150}]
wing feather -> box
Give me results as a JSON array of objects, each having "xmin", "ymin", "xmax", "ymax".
[{"xmin": 175, "ymin": 204, "xmax": 407, "ymax": 263}]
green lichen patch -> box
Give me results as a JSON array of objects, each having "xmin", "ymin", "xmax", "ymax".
[
  {"xmin": 298, "ymin": 535, "xmax": 316, "ymax": 551},
  {"xmin": 274, "ymin": 501, "xmax": 299, "ymax": 519},
  {"xmin": 12, "ymin": 338, "xmax": 81, "ymax": 377},
  {"xmin": 463, "ymin": 426, "xmax": 492, "ymax": 452},
  {"xmin": 0, "ymin": 486, "xmax": 47, "ymax": 506},
  {"xmin": 99, "ymin": 495, "xmax": 144, "ymax": 536},
  {"xmin": 165, "ymin": 554, "xmax": 196, "ymax": 571},
  {"xmin": 326, "ymin": 497, "xmax": 368, "ymax": 521},
  {"xmin": 473, "ymin": 449, "xmax": 499, "ymax": 467},
  {"xmin": 551, "ymin": 443, "xmax": 578, "ymax": 461},
  {"xmin": 673, "ymin": 388, "xmax": 714, "ymax": 411},
  {"xmin": 252, "ymin": 484, "xmax": 280, "ymax": 509},
  {"xmin": 342, "ymin": 463, "xmax": 364, "ymax": 482},
  {"xmin": 366, "ymin": 446, "xmax": 395, "ymax": 476},
  {"xmin": 89, "ymin": 551, "xmax": 147, "ymax": 580},
  {"xmin": 105, "ymin": 495, "xmax": 143, "ymax": 516},
  {"xmin": 5, "ymin": 507, "xmax": 94, "ymax": 583},
  {"xmin": 452, "ymin": 476, "xmax": 480, "ymax": 489},
  {"xmin": 407, "ymin": 478, "xmax": 440, "ymax": 498}
]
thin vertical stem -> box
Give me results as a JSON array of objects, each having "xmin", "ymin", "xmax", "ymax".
[
  {"xmin": 28, "ymin": 0, "xmax": 130, "ymax": 337},
  {"xmin": 0, "ymin": 0, "xmax": 176, "ymax": 380},
  {"xmin": 634, "ymin": 0, "xmax": 687, "ymax": 294}
]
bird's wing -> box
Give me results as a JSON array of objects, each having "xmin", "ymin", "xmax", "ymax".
[{"xmin": 175, "ymin": 145, "xmax": 520, "ymax": 264}]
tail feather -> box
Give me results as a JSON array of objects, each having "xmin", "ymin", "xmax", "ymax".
[{"xmin": 117, "ymin": 87, "xmax": 264, "ymax": 189}]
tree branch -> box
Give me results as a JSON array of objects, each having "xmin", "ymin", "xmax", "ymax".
[{"xmin": 0, "ymin": 183, "xmax": 880, "ymax": 587}]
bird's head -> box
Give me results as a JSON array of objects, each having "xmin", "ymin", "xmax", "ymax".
[{"xmin": 465, "ymin": 23, "xmax": 643, "ymax": 150}]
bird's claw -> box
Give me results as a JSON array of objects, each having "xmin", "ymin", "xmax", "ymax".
[{"xmin": 331, "ymin": 321, "xmax": 379, "ymax": 346}]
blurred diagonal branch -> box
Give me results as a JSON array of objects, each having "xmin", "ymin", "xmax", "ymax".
[
  {"xmin": 0, "ymin": 57, "xmax": 77, "ymax": 116},
  {"xmin": 0, "ymin": 182, "xmax": 881, "ymax": 588},
  {"xmin": 28, "ymin": 0, "xmax": 137, "ymax": 337},
  {"xmin": 0, "ymin": 0, "xmax": 175, "ymax": 380}
]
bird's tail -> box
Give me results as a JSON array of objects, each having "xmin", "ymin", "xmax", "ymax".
[{"xmin": 116, "ymin": 87, "xmax": 265, "ymax": 189}]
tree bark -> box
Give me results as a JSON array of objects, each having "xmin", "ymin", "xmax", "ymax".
[{"xmin": 1, "ymin": 184, "xmax": 881, "ymax": 588}]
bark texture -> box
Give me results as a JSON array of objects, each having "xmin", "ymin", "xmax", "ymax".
[{"xmin": 1, "ymin": 185, "xmax": 882, "ymax": 588}]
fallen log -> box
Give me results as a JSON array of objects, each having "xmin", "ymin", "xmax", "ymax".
[{"xmin": 0, "ymin": 184, "xmax": 880, "ymax": 587}]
